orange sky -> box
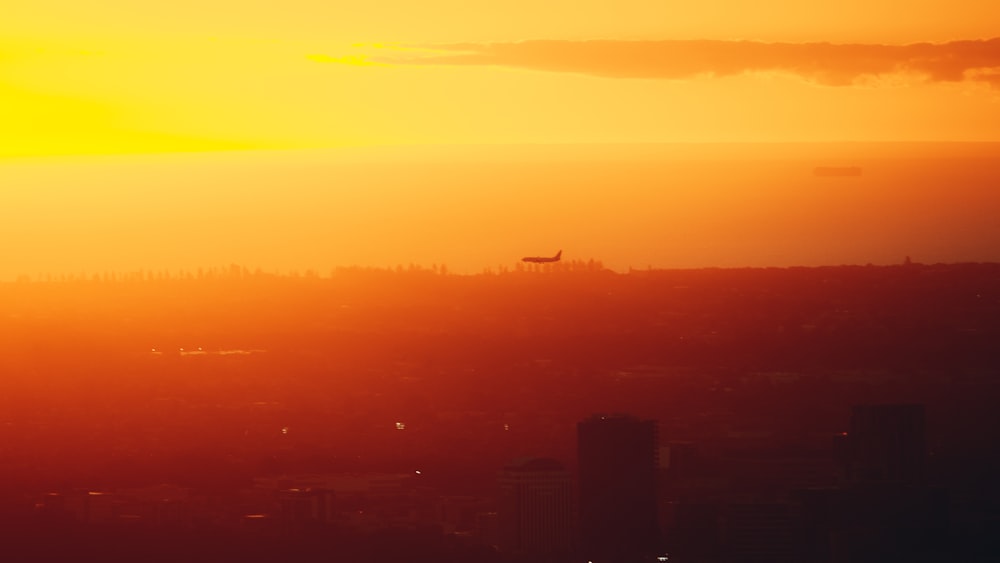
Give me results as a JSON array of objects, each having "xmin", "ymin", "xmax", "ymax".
[
  {"xmin": 1, "ymin": 1, "xmax": 999, "ymax": 276},
  {"xmin": 2, "ymin": 0, "xmax": 999, "ymax": 153}
]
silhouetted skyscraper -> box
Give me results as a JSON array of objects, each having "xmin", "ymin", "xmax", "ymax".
[
  {"xmin": 840, "ymin": 404, "xmax": 945, "ymax": 563},
  {"xmin": 578, "ymin": 414, "xmax": 659, "ymax": 563},
  {"xmin": 848, "ymin": 404, "xmax": 926, "ymax": 485},
  {"xmin": 498, "ymin": 457, "xmax": 574, "ymax": 559}
]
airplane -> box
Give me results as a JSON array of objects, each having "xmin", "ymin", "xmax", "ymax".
[{"xmin": 522, "ymin": 250, "xmax": 562, "ymax": 263}]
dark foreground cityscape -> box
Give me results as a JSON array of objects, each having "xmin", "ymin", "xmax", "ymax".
[{"xmin": 0, "ymin": 261, "xmax": 998, "ymax": 562}]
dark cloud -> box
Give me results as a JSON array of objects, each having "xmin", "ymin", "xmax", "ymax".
[{"xmin": 374, "ymin": 38, "xmax": 1000, "ymax": 86}]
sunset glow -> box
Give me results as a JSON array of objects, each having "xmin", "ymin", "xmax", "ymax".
[
  {"xmin": 4, "ymin": 0, "xmax": 1000, "ymax": 156},
  {"xmin": 2, "ymin": 4, "xmax": 999, "ymax": 561},
  {"xmin": 1, "ymin": 0, "xmax": 999, "ymax": 275}
]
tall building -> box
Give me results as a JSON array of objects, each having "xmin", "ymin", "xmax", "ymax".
[
  {"xmin": 725, "ymin": 502, "xmax": 796, "ymax": 563},
  {"xmin": 498, "ymin": 457, "xmax": 574, "ymax": 559},
  {"xmin": 840, "ymin": 404, "xmax": 945, "ymax": 563},
  {"xmin": 848, "ymin": 403, "xmax": 926, "ymax": 485},
  {"xmin": 578, "ymin": 414, "xmax": 659, "ymax": 563}
]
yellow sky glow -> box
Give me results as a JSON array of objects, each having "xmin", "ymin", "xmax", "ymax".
[
  {"xmin": 1, "ymin": 1, "xmax": 999, "ymax": 277},
  {"xmin": 2, "ymin": 1, "xmax": 999, "ymax": 156}
]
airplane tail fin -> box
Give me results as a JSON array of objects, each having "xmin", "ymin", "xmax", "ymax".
[{"xmin": 554, "ymin": 250, "xmax": 562, "ymax": 260}]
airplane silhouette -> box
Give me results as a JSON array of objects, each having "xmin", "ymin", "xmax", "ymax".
[{"xmin": 522, "ymin": 250, "xmax": 562, "ymax": 263}]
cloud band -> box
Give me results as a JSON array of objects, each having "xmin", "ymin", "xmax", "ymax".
[{"xmin": 364, "ymin": 38, "xmax": 1000, "ymax": 86}]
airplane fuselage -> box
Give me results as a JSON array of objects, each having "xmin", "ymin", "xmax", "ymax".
[{"xmin": 522, "ymin": 250, "xmax": 562, "ymax": 263}]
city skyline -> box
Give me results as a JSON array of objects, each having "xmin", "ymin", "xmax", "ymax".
[
  {"xmin": 1, "ymin": 3, "xmax": 998, "ymax": 561},
  {"xmin": 2, "ymin": 142, "xmax": 999, "ymax": 279},
  {"xmin": 0, "ymin": 258, "xmax": 996, "ymax": 561}
]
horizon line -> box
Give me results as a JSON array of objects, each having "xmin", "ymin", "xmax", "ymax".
[{"xmin": 6, "ymin": 259, "xmax": 995, "ymax": 284}]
